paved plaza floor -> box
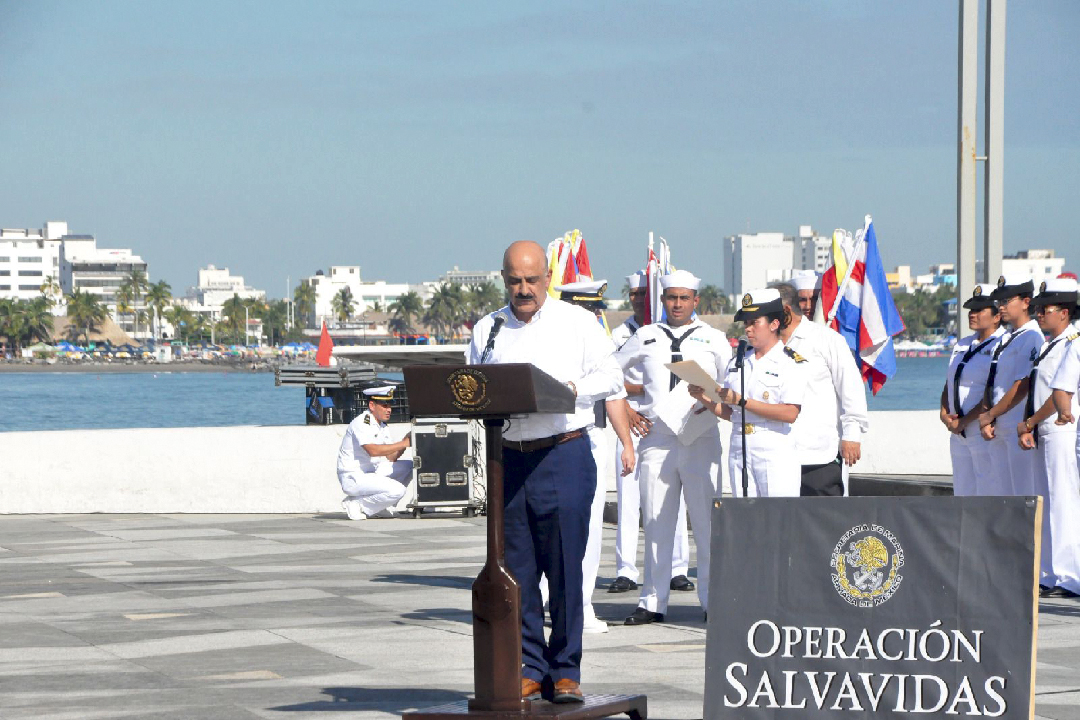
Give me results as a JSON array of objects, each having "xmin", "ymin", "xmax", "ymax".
[{"xmin": 0, "ymin": 512, "xmax": 1077, "ymax": 719}]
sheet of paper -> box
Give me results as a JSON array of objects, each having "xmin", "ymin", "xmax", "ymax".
[
  {"xmin": 651, "ymin": 381, "xmax": 719, "ymax": 446},
  {"xmin": 664, "ymin": 360, "xmax": 722, "ymax": 402}
]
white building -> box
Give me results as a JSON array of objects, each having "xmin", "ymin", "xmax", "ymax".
[
  {"xmin": 60, "ymin": 236, "xmax": 149, "ymax": 338},
  {"xmin": 301, "ymin": 266, "xmax": 429, "ymax": 329},
  {"xmin": 0, "ymin": 222, "xmax": 66, "ymax": 309},
  {"xmin": 723, "ymin": 225, "xmax": 833, "ymax": 298},
  {"xmin": 977, "ymin": 249, "xmax": 1066, "ymax": 289},
  {"xmin": 192, "ymin": 265, "xmax": 265, "ymax": 308},
  {"xmin": 440, "ymin": 266, "xmax": 502, "ymax": 286}
]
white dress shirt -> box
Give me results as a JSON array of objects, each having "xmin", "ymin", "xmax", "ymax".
[
  {"xmin": 784, "ymin": 318, "xmax": 869, "ymax": 464},
  {"xmin": 945, "ymin": 327, "xmax": 1005, "ymax": 416},
  {"xmin": 610, "ymin": 317, "xmax": 645, "ymax": 411},
  {"xmin": 613, "ymin": 318, "xmax": 732, "ymax": 432},
  {"xmin": 337, "ymin": 411, "xmax": 391, "ymax": 474},
  {"xmin": 1032, "ymin": 328, "xmax": 1080, "ymax": 436},
  {"xmin": 466, "ymin": 298, "xmax": 623, "ymax": 442},
  {"xmin": 722, "ymin": 342, "xmax": 806, "ymax": 433}
]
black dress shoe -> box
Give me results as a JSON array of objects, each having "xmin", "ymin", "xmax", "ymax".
[
  {"xmin": 670, "ymin": 575, "xmax": 695, "ymax": 591},
  {"xmin": 624, "ymin": 607, "xmax": 664, "ymax": 625},
  {"xmin": 1048, "ymin": 586, "xmax": 1080, "ymax": 598},
  {"xmin": 608, "ymin": 576, "xmax": 638, "ymax": 593},
  {"xmin": 1039, "ymin": 584, "xmax": 1055, "ymax": 598}
]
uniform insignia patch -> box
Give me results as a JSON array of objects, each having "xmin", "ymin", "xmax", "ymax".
[
  {"xmin": 742, "ymin": 293, "xmax": 753, "ymax": 308},
  {"xmin": 364, "ymin": 414, "xmax": 371, "ymax": 424},
  {"xmin": 783, "ymin": 346, "xmax": 807, "ymax": 363},
  {"xmin": 762, "ymin": 390, "xmax": 770, "ymax": 400},
  {"xmin": 1068, "ymin": 333, "xmax": 1079, "ymax": 343},
  {"xmin": 1030, "ymin": 348, "xmax": 1038, "ymax": 361},
  {"xmin": 644, "ymin": 338, "xmax": 656, "ymax": 345},
  {"xmin": 973, "ymin": 285, "xmax": 982, "ymax": 297}
]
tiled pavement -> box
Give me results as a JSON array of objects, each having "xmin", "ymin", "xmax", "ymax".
[{"xmin": 0, "ymin": 513, "xmax": 1077, "ymax": 719}]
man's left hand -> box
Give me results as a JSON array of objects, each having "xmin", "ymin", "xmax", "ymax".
[
  {"xmin": 839, "ymin": 440, "xmax": 861, "ymax": 466},
  {"xmin": 619, "ymin": 444, "xmax": 635, "ymax": 477}
]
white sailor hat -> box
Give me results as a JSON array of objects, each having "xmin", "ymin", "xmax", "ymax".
[
  {"xmin": 363, "ymin": 386, "xmax": 396, "ymax": 402},
  {"xmin": 734, "ymin": 288, "xmax": 784, "ymax": 322},
  {"xmin": 555, "ymin": 279, "xmax": 608, "ymax": 307},
  {"xmin": 991, "ymin": 273, "xmax": 1035, "ymax": 300},
  {"xmin": 962, "ymin": 283, "xmax": 999, "ymax": 311},
  {"xmin": 626, "ymin": 270, "xmax": 647, "ymax": 289},
  {"xmin": 659, "ymin": 270, "xmax": 701, "ymax": 292},
  {"xmin": 789, "ymin": 270, "xmax": 821, "ymax": 292},
  {"xmin": 1030, "ymin": 277, "xmax": 1079, "ymax": 307}
]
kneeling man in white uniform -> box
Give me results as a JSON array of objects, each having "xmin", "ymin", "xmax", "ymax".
[{"xmin": 337, "ymin": 386, "xmax": 413, "ymax": 520}]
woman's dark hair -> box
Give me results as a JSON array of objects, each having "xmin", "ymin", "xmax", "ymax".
[{"xmin": 764, "ymin": 310, "xmax": 789, "ymax": 331}]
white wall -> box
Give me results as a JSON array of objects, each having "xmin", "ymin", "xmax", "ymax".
[{"xmin": 0, "ymin": 411, "xmax": 950, "ymax": 514}]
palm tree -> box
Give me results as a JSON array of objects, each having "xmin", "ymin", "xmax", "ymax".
[
  {"xmin": 221, "ymin": 294, "xmax": 247, "ymax": 343},
  {"xmin": 424, "ymin": 283, "xmax": 466, "ymax": 340},
  {"xmin": 331, "ymin": 286, "xmax": 356, "ymax": 324},
  {"xmin": 17, "ymin": 298, "xmax": 54, "ymax": 351},
  {"xmin": 116, "ymin": 281, "xmax": 134, "ymax": 335},
  {"xmin": 164, "ymin": 306, "xmax": 194, "ymax": 343},
  {"xmin": 697, "ymin": 284, "xmax": 729, "ymax": 315},
  {"xmin": 293, "ymin": 280, "xmax": 316, "ymax": 329},
  {"xmin": 389, "ymin": 291, "xmax": 424, "ymax": 332},
  {"xmin": 0, "ymin": 299, "xmax": 25, "ymax": 354},
  {"xmin": 125, "ymin": 267, "xmax": 148, "ymax": 339},
  {"xmin": 466, "ymin": 282, "xmax": 504, "ymax": 324},
  {"xmin": 39, "ymin": 275, "xmax": 63, "ymax": 309},
  {"xmin": 66, "ymin": 289, "xmax": 108, "ymax": 346},
  {"xmin": 260, "ymin": 300, "xmax": 290, "ymax": 346},
  {"xmin": 145, "ymin": 280, "xmax": 172, "ymax": 343}
]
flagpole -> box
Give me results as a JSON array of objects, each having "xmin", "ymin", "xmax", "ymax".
[{"xmin": 826, "ymin": 217, "xmax": 872, "ymax": 324}]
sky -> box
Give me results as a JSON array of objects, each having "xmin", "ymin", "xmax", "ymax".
[{"xmin": 1, "ymin": 1, "xmax": 1078, "ymax": 299}]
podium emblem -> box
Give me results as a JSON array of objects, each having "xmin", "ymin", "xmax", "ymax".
[
  {"xmin": 448, "ymin": 368, "xmax": 491, "ymax": 411},
  {"xmin": 830, "ymin": 524, "xmax": 905, "ymax": 608}
]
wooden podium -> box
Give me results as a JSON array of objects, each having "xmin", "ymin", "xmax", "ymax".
[{"xmin": 402, "ymin": 364, "xmax": 646, "ymax": 720}]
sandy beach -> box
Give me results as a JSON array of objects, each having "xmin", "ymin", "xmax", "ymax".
[{"xmin": 0, "ymin": 360, "xmax": 270, "ymax": 374}]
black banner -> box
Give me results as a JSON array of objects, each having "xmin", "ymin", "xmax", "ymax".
[{"xmin": 705, "ymin": 497, "xmax": 1040, "ymax": 719}]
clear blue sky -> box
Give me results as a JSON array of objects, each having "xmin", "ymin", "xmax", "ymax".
[{"xmin": 2, "ymin": 1, "xmax": 1077, "ymax": 298}]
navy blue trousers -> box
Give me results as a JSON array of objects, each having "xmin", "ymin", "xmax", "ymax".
[{"xmin": 503, "ymin": 434, "xmax": 595, "ymax": 683}]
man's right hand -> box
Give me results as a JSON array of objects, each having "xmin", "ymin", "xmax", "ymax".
[{"xmin": 627, "ymin": 407, "xmax": 652, "ymax": 438}]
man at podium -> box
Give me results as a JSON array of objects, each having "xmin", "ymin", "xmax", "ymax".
[{"xmin": 467, "ymin": 241, "xmax": 623, "ymax": 703}]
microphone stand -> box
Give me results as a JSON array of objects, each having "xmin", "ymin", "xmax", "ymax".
[{"xmin": 736, "ymin": 340, "xmax": 748, "ymax": 498}]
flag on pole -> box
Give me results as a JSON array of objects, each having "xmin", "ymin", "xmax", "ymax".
[
  {"xmin": 315, "ymin": 321, "xmax": 334, "ymax": 367},
  {"xmin": 546, "ymin": 230, "xmax": 592, "ymax": 297},
  {"xmin": 644, "ymin": 233, "xmax": 673, "ymax": 325},
  {"xmin": 820, "ymin": 216, "xmax": 906, "ymax": 395}
]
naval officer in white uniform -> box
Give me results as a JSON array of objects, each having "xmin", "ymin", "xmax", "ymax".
[
  {"xmin": 337, "ymin": 386, "xmax": 413, "ymax": 520},
  {"xmin": 614, "ymin": 269, "xmax": 730, "ymax": 625},
  {"xmin": 940, "ymin": 284, "xmax": 1005, "ymax": 496},
  {"xmin": 1017, "ymin": 279, "xmax": 1080, "ymax": 598},
  {"xmin": 978, "ymin": 275, "xmax": 1043, "ymax": 496},
  {"xmin": 774, "ymin": 280, "xmax": 868, "ymax": 496},
  {"xmin": 693, "ymin": 289, "xmax": 805, "ymax": 498},
  {"xmin": 608, "ymin": 270, "xmax": 691, "ymax": 595}
]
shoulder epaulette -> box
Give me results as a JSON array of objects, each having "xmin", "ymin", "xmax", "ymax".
[
  {"xmin": 363, "ymin": 414, "xmax": 371, "ymax": 424},
  {"xmin": 1068, "ymin": 333, "xmax": 1079, "ymax": 343},
  {"xmin": 784, "ymin": 346, "xmax": 807, "ymax": 363}
]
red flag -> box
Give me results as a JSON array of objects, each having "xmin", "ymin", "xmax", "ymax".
[
  {"xmin": 315, "ymin": 322, "xmax": 334, "ymax": 366},
  {"xmin": 575, "ymin": 240, "xmax": 592, "ymax": 278}
]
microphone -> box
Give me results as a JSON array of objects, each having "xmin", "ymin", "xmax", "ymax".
[
  {"xmin": 479, "ymin": 315, "xmax": 506, "ymax": 364},
  {"xmin": 735, "ymin": 338, "xmax": 748, "ymax": 369}
]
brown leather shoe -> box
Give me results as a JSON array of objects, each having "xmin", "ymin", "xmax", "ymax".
[
  {"xmin": 552, "ymin": 678, "xmax": 583, "ymax": 703},
  {"xmin": 521, "ymin": 678, "xmax": 543, "ymax": 701}
]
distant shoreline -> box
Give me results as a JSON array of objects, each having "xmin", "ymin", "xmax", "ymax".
[{"xmin": 0, "ymin": 362, "xmax": 269, "ymax": 374}]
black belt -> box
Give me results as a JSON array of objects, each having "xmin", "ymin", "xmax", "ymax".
[{"xmin": 503, "ymin": 429, "xmax": 585, "ymax": 453}]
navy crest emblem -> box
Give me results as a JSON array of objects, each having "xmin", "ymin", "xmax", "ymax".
[
  {"xmin": 996, "ymin": 275, "xmax": 1006, "ymax": 288},
  {"xmin": 742, "ymin": 293, "xmax": 752, "ymax": 308}
]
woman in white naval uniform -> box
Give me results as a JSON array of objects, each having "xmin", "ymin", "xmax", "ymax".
[
  {"xmin": 977, "ymin": 275, "xmax": 1043, "ymax": 496},
  {"xmin": 692, "ymin": 289, "xmax": 805, "ymax": 498},
  {"xmin": 1017, "ymin": 278, "xmax": 1080, "ymax": 598},
  {"xmin": 939, "ymin": 284, "xmax": 1005, "ymax": 496}
]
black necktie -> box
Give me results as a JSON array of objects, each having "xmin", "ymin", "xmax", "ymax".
[{"xmin": 658, "ymin": 325, "xmax": 701, "ymax": 390}]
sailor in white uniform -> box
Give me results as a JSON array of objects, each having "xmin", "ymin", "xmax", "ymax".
[
  {"xmin": 608, "ymin": 270, "xmax": 691, "ymax": 595},
  {"xmin": 553, "ymin": 279, "xmax": 637, "ymax": 634},
  {"xmin": 1017, "ymin": 279, "xmax": 1080, "ymax": 598},
  {"xmin": 775, "ymin": 279, "xmax": 869, "ymax": 496},
  {"xmin": 940, "ymin": 284, "xmax": 1005, "ymax": 496},
  {"xmin": 693, "ymin": 289, "xmax": 805, "ymax": 498},
  {"xmin": 336, "ymin": 386, "xmax": 413, "ymax": 520},
  {"xmin": 614, "ymin": 270, "xmax": 730, "ymax": 625},
  {"xmin": 977, "ymin": 275, "xmax": 1043, "ymax": 496}
]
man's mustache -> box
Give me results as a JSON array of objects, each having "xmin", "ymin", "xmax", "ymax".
[{"xmin": 514, "ymin": 294, "xmax": 534, "ymax": 301}]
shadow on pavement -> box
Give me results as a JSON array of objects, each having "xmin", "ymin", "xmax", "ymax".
[
  {"xmin": 372, "ymin": 573, "xmax": 474, "ymax": 589},
  {"xmin": 271, "ymin": 686, "xmax": 469, "ymax": 712},
  {"xmin": 1039, "ymin": 601, "xmax": 1080, "ymax": 618},
  {"xmin": 398, "ymin": 607, "xmax": 472, "ymax": 624}
]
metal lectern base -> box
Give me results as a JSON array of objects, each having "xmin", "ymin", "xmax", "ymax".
[{"xmin": 403, "ymin": 693, "xmax": 646, "ymax": 720}]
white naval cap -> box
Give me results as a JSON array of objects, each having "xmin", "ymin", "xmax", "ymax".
[
  {"xmin": 734, "ymin": 288, "xmax": 784, "ymax": 321},
  {"xmin": 1031, "ymin": 277, "xmax": 1079, "ymax": 307},
  {"xmin": 659, "ymin": 269, "xmax": 701, "ymax": 292},
  {"xmin": 991, "ymin": 273, "xmax": 1035, "ymax": 299},
  {"xmin": 626, "ymin": 270, "xmax": 647, "ymax": 289},
  {"xmin": 789, "ymin": 270, "xmax": 821, "ymax": 292},
  {"xmin": 363, "ymin": 386, "xmax": 396, "ymax": 402},
  {"xmin": 554, "ymin": 278, "xmax": 607, "ymax": 297}
]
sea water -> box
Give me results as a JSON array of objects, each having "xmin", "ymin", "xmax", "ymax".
[{"xmin": 0, "ymin": 357, "xmax": 949, "ymax": 433}]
